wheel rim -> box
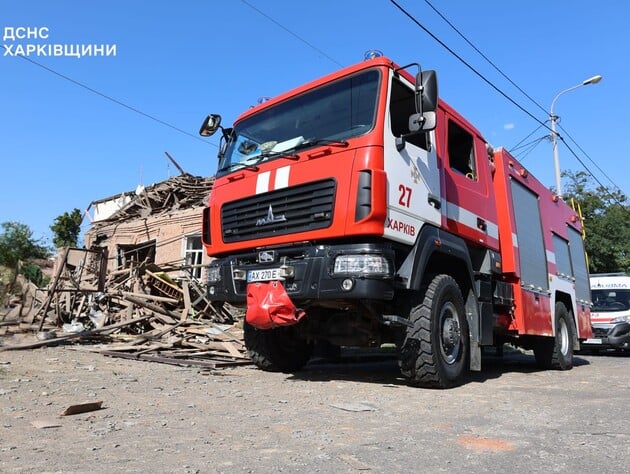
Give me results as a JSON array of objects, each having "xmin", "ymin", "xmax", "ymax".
[
  {"xmin": 558, "ymin": 318, "xmax": 569, "ymax": 355},
  {"xmin": 439, "ymin": 302, "xmax": 462, "ymax": 365}
]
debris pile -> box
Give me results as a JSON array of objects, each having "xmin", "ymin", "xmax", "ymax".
[
  {"xmin": 90, "ymin": 173, "xmax": 215, "ymax": 226},
  {"xmin": 0, "ymin": 247, "xmax": 249, "ymax": 370}
]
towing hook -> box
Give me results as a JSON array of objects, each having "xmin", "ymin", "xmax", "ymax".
[{"xmin": 382, "ymin": 314, "xmax": 414, "ymax": 328}]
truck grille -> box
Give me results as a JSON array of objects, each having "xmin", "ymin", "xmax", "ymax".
[{"xmin": 222, "ymin": 179, "xmax": 336, "ymax": 242}]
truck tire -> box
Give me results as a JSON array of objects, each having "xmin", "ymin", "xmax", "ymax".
[
  {"xmin": 533, "ymin": 302, "xmax": 575, "ymax": 370},
  {"xmin": 243, "ymin": 321, "xmax": 313, "ymax": 373},
  {"xmin": 399, "ymin": 274, "xmax": 469, "ymax": 388}
]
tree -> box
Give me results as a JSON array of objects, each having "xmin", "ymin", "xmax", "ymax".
[
  {"xmin": 562, "ymin": 171, "xmax": 630, "ymax": 274},
  {"xmin": 21, "ymin": 262, "xmax": 45, "ymax": 287},
  {"xmin": 0, "ymin": 221, "xmax": 51, "ymax": 292},
  {"xmin": 51, "ymin": 208, "xmax": 83, "ymax": 248}
]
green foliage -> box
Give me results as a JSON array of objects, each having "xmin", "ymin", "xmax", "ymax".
[
  {"xmin": 51, "ymin": 208, "xmax": 83, "ymax": 248},
  {"xmin": 0, "ymin": 222, "xmax": 51, "ymax": 295},
  {"xmin": 0, "ymin": 222, "xmax": 51, "ymax": 268},
  {"xmin": 21, "ymin": 262, "xmax": 44, "ymax": 286},
  {"xmin": 562, "ymin": 171, "xmax": 630, "ymax": 274}
]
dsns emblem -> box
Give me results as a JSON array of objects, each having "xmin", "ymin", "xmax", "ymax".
[
  {"xmin": 256, "ymin": 205, "xmax": 287, "ymax": 226},
  {"xmin": 258, "ymin": 250, "xmax": 276, "ymax": 263}
]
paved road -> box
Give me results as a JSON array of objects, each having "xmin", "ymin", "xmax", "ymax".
[{"xmin": 1, "ymin": 345, "xmax": 628, "ymax": 473}]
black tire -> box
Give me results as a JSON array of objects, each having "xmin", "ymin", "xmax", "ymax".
[
  {"xmin": 243, "ymin": 321, "xmax": 313, "ymax": 373},
  {"xmin": 533, "ymin": 302, "xmax": 575, "ymax": 370},
  {"xmin": 399, "ymin": 274, "xmax": 469, "ymax": 388}
]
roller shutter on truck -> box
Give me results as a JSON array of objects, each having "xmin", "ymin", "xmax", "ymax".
[
  {"xmin": 510, "ymin": 180, "xmax": 548, "ymax": 291},
  {"xmin": 567, "ymin": 227, "xmax": 590, "ymax": 303}
]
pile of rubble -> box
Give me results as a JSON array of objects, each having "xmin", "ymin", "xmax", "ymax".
[
  {"xmin": 90, "ymin": 171, "xmax": 215, "ymax": 226},
  {"xmin": 0, "ymin": 247, "xmax": 249, "ymax": 370}
]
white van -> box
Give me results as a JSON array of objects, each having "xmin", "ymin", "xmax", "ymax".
[{"xmin": 584, "ymin": 273, "xmax": 630, "ymax": 349}]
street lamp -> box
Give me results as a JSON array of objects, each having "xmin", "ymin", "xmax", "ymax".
[{"xmin": 550, "ymin": 74, "xmax": 602, "ymax": 197}]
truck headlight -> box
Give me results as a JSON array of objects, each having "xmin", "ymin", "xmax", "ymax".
[
  {"xmin": 207, "ymin": 266, "xmax": 221, "ymax": 283},
  {"xmin": 333, "ymin": 254, "xmax": 390, "ymax": 276},
  {"xmin": 611, "ymin": 315, "xmax": 630, "ymax": 323}
]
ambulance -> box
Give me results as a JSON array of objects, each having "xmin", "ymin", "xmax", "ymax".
[{"xmin": 585, "ymin": 273, "xmax": 630, "ymax": 349}]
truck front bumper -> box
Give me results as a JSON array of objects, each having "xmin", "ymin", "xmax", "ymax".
[
  {"xmin": 583, "ymin": 322, "xmax": 630, "ymax": 350},
  {"xmin": 206, "ymin": 242, "xmax": 396, "ymax": 306}
]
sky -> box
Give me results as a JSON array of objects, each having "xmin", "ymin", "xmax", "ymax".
[{"xmin": 1, "ymin": 0, "xmax": 628, "ymax": 246}]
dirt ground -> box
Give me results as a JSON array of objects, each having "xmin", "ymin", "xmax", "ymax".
[{"xmin": 1, "ymin": 335, "xmax": 629, "ymax": 473}]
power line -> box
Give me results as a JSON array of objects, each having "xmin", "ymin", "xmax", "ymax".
[
  {"xmin": 511, "ymin": 136, "xmax": 549, "ymax": 162},
  {"xmin": 557, "ymin": 135, "xmax": 627, "ymax": 206},
  {"xmin": 421, "ymin": 0, "xmax": 549, "ymax": 116},
  {"xmin": 2, "ymin": 44, "xmax": 216, "ymax": 147},
  {"xmin": 509, "ymin": 122, "xmax": 548, "ymax": 153},
  {"xmin": 394, "ymin": 1, "xmax": 625, "ymax": 200},
  {"xmin": 558, "ymin": 122, "xmax": 624, "ymax": 194},
  {"xmin": 240, "ymin": 0, "xmax": 344, "ymax": 68},
  {"xmin": 389, "ymin": 0, "xmax": 550, "ymax": 132}
]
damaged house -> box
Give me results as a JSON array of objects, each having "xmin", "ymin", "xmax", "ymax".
[
  {"xmin": 1, "ymin": 170, "xmax": 248, "ymax": 366},
  {"xmin": 85, "ymin": 172, "xmax": 215, "ymax": 282}
]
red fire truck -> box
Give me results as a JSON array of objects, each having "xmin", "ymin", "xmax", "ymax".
[{"xmin": 199, "ymin": 54, "xmax": 592, "ymax": 387}]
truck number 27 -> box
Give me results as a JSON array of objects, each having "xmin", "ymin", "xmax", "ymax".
[{"xmin": 398, "ymin": 185, "xmax": 412, "ymax": 207}]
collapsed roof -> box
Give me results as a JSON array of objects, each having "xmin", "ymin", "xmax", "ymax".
[{"xmin": 89, "ymin": 173, "xmax": 215, "ymax": 227}]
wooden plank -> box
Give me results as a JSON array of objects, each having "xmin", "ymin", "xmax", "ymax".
[
  {"xmin": 181, "ymin": 281, "xmax": 192, "ymax": 321},
  {"xmin": 123, "ymin": 295, "xmax": 180, "ymax": 324},
  {"xmin": 0, "ymin": 314, "xmax": 154, "ymax": 352},
  {"xmin": 130, "ymin": 319, "xmax": 186, "ymax": 346},
  {"xmin": 100, "ymin": 350, "xmax": 218, "ymax": 368},
  {"xmin": 60, "ymin": 401, "xmax": 103, "ymax": 416},
  {"xmin": 121, "ymin": 292, "xmax": 180, "ymax": 305},
  {"xmin": 35, "ymin": 247, "xmax": 68, "ymax": 329},
  {"xmin": 221, "ymin": 341, "xmax": 245, "ymax": 358},
  {"xmin": 31, "ymin": 419, "xmax": 63, "ymax": 429}
]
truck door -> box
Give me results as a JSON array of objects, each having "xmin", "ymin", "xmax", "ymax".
[
  {"xmin": 441, "ymin": 114, "xmax": 499, "ymax": 250},
  {"xmin": 383, "ymin": 75, "xmax": 441, "ymax": 245}
]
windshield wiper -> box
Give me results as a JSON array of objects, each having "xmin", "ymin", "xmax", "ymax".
[
  {"xmin": 260, "ymin": 138, "xmax": 349, "ymax": 159},
  {"xmin": 218, "ymin": 160, "xmax": 260, "ymax": 173},
  {"xmin": 299, "ymin": 138, "xmax": 349, "ymax": 148},
  {"xmin": 254, "ymin": 138, "xmax": 350, "ymax": 164},
  {"xmin": 260, "ymin": 149, "xmax": 300, "ymax": 161}
]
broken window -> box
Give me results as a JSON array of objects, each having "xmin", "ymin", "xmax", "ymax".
[
  {"xmin": 184, "ymin": 235, "xmax": 203, "ymax": 280},
  {"xmin": 448, "ymin": 119, "xmax": 477, "ymax": 180},
  {"xmin": 117, "ymin": 241, "xmax": 156, "ymax": 269},
  {"xmin": 389, "ymin": 77, "xmax": 428, "ymax": 150}
]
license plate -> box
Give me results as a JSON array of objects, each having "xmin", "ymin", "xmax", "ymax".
[
  {"xmin": 247, "ymin": 268, "xmax": 281, "ymax": 282},
  {"xmin": 584, "ymin": 338, "xmax": 603, "ymax": 345}
]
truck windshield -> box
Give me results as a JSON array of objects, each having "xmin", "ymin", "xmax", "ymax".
[
  {"xmin": 591, "ymin": 289, "xmax": 630, "ymax": 312},
  {"xmin": 218, "ymin": 69, "xmax": 380, "ymax": 176}
]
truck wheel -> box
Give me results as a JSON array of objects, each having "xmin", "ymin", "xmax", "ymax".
[
  {"xmin": 243, "ymin": 321, "xmax": 313, "ymax": 373},
  {"xmin": 533, "ymin": 302, "xmax": 575, "ymax": 370},
  {"xmin": 399, "ymin": 274, "xmax": 469, "ymax": 388}
]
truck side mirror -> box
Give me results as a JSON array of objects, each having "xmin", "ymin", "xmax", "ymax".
[
  {"xmin": 199, "ymin": 114, "xmax": 222, "ymax": 137},
  {"xmin": 409, "ymin": 111, "xmax": 436, "ymax": 132},
  {"xmin": 413, "ymin": 70, "xmax": 438, "ymax": 132}
]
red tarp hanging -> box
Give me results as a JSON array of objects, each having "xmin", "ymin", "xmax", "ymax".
[{"xmin": 246, "ymin": 281, "xmax": 305, "ymax": 329}]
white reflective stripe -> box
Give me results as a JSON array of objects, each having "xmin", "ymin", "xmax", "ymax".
[
  {"xmin": 275, "ymin": 166, "xmax": 290, "ymax": 189},
  {"xmin": 445, "ymin": 201, "xmax": 499, "ymax": 240},
  {"xmin": 486, "ymin": 221, "xmax": 499, "ymax": 241},
  {"xmin": 546, "ymin": 250, "xmax": 556, "ymax": 264},
  {"xmin": 512, "ymin": 232, "xmax": 518, "ymax": 248},
  {"xmin": 256, "ymin": 171, "xmax": 271, "ymax": 194}
]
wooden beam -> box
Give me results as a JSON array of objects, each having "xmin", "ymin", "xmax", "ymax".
[{"xmin": 0, "ymin": 314, "xmax": 154, "ymax": 352}]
